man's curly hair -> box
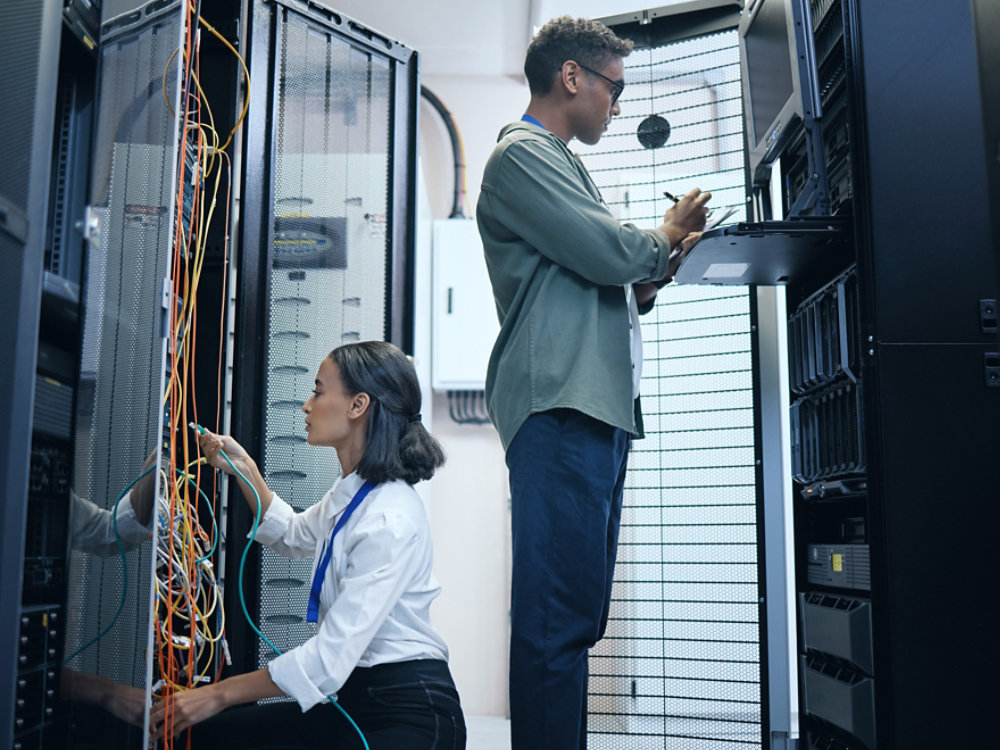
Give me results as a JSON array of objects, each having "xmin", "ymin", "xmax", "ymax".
[{"xmin": 524, "ymin": 16, "xmax": 633, "ymax": 96}]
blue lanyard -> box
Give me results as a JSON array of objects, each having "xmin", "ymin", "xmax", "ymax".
[
  {"xmin": 307, "ymin": 479, "xmax": 376, "ymax": 623},
  {"xmin": 521, "ymin": 113, "xmax": 545, "ymax": 129}
]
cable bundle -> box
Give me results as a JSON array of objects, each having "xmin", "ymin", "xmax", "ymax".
[{"xmin": 155, "ymin": 2, "xmax": 248, "ymax": 745}]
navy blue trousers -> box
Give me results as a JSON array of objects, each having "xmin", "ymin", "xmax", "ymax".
[{"xmin": 506, "ymin": 409, "xmax": 630, "ymax": 750}]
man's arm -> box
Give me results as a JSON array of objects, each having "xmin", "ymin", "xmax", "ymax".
[
  {"xmin": 483, "ymin": 137, "xmax": 677, "ymax": 285},
  {"xmin": 634, "ymin": 230, "xmax": 704, "ymax": 308}
]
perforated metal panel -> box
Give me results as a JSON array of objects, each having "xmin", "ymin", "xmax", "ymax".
[
  {"xmin": 256, "ymin": 6, "xmax": 394, "ymax": 667},
  {"xmin": 576, "ymin": 29, "xmax": 763, "ymax": 749},
  {"xmin": 62, "ymin": 2, "xmax": 187, "ymax": 747},
  {"xmin": 67, "ymin": 3, "xmax": 183, "ymax": 687}
]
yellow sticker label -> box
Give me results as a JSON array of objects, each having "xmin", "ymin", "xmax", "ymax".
[{"xmin": 832, "ymin": 553, "xmax": 843, "ymax": 573}]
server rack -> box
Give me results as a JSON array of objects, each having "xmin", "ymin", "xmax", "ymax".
[
  {"xmin": 678, "ymin": 0, "xmax": 1000, "ymax": 746},
  {"xmin": 2, "ymin": 2, "xmax": 96, "ymax": 748},
  {"xmin": 788, "ymin": 2, "xmax": 1000, "ymax": 747}
]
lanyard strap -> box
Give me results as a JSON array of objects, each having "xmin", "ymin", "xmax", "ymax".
[
  {"xmin": 307, "ymin": 479, "xmax": 376, "ymax": 623},
  {"xmin": 521, "ymin": 113, "xmax": 545, "ymax": 129}
]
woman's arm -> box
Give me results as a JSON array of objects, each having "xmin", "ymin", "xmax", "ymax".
[
  {"xmin": 267, "ymin": 507, "xmax": 427, "ymax": 711},
  {"xmin": 148, "ymin": 668, "xmax": 284, "ymax": 739}
]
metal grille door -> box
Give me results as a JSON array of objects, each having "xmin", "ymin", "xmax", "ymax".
[
  {"xmin": 576, "ymin": 29, "xmax": 763, "ymax": 749},
  {"xmin": 257, "ymin": 5, "xmax": 394, "ymax": 667},
  {"xmin": 65, "ymin": 0, "xmax": 185, "ymax": 715}
]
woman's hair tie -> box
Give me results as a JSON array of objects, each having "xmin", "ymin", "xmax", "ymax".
[{"xmin": 408, "ymin": 413, "xmax": 422, "ymax": 424}]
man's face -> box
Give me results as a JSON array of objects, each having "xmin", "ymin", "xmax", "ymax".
[{"xmin": 573, "ymin": 56, "xmax": 625, "ymax": 145}]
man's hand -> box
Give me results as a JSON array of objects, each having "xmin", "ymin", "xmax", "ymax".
[
  {"xmin": 668, "ymin": 231, "xmax": 703, "ymax": 277},
  {"xmin": 661, "ymin": 188, "xmax": 712, "ymax": 247}
]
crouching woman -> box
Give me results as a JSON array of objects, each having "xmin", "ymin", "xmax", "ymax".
[{"xmin": 150, "ymin": 341, "xmax": 466, "ymax": 750}]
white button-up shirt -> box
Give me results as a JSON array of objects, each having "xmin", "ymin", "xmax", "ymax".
[
  {"xmin": 625, "ymin": 284, "xmax": 643, "ymax": 398},
  {"xmin": 255, "ymin": 472, "xmax": 448, "ymax": 712}
]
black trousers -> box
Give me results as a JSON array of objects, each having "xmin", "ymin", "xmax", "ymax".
[{"xmin": 190, "ymin": 659, "xmax": 466, "ymax": 750}]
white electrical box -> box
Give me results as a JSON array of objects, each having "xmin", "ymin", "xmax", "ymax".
[{"xmin": 431, "ymin": 218, "xmax": 499, "ymax": 391}]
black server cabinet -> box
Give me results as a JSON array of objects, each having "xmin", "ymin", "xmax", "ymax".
[
  {"xmin": 1, "ymin": 2, "xmax": 93, "ymax": 748},
  {"xmin": 682, "ymin": 0, "xmax": 1000, "ymax": 746},
  {"xmin": 785, "ymin": 1, "xmax": 1000, "ymax": 749}
]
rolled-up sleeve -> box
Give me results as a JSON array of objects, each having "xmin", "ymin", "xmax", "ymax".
[
  {"xmin": 70, "ymin": 491, "xmax": 153, "ymax": 557},
  {"xmin": 252, "ymin": 492, "xmax": 324, "ymax": 560},
  {"xmin": 266, "ymin": 510, "xmax": 422, "ymax": 711}
]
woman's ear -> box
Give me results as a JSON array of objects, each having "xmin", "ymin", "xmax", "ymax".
[{"xmin": 347, "ymin": 392, "xmax": 371, "ymax": 420}]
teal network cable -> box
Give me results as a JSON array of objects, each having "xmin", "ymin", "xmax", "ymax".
[{"xmin": 190, "ymin": 423, "xmax": 369, "ymax": 750}]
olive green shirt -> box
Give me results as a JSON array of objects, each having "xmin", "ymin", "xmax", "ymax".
[{"xmin": 477, "ymin": 121, "xmax": 675, "ymax": 450}]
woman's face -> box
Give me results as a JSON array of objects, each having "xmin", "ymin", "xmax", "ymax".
[{"xmin": 301, "ymin": 357, "xmax": 357, "ymax": 447}]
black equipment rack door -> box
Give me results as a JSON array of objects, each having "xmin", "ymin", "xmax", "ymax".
[{"xmin": 676, "ymin": 0, "xmax": 1000, "ymax": 746}]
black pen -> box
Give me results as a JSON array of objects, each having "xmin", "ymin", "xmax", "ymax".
[{"xmin": 666, "ymin": 189, "xmax": 715, "ymax": 219}]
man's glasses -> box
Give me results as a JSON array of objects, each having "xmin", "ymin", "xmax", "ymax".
[{"xmin": 577, "ymin": 63, "xmax": 625, "ymax": 104}]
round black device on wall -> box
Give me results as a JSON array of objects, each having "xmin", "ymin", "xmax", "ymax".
[{"xmin": 637, "ymin": 114, "xmax": 671, "ymax": 149}]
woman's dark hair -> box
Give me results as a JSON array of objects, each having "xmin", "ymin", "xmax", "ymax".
[
  {"xmin": 524, "ymin": 16, "xmax": 633, "ymax": 96},
  {"xmin": 329, "ymin": 341, "xmax": 444, "ymax": 485}
]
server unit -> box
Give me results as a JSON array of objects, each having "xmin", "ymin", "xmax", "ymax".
[{"xmin": 2, "ymin": 2, "xmax": 98, "ymax": 747}]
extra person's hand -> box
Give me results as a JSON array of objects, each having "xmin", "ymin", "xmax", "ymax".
[{"xmin": 103, "ymin": 681, "xmax": 147, "ymax": 728}]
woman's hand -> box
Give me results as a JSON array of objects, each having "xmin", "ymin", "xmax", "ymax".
[
  {"xmin": 149, "ymin": 684, "xmax": 226, "ymax": 739},
  {"xmin": 195, "ymin": 428, "xmax": 253, "ymax": 477},
  {"xmin": 149, "ymin": 669, "xmax": 285, "ymax": 739},
  {"xmin": 193, "ymin": 428, "xmax": 275, "ymax": 525}
]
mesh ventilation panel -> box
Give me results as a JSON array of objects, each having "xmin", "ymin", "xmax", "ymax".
[
  {"xmin": 257, "ymin": 7, "xmax": 392, "ymax": 670},
  {"xmin": 62, "ymin": 6, "xmax": 187, "ymax": 748},
  {"xmin": 576, "ymin": 29, "xmax": 763, "ymax": 750}
]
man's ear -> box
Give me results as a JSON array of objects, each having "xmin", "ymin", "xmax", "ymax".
[
  {"xmin": 348, "ymin": 392, "xmax": 371, "ymax": 420},
  {"xmin": 559, "ymin": 60, "xmax": 582, "ymax": 97}
]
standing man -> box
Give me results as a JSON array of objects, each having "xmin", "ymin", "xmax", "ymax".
[{"xmin": 476, "ymin": 15, "xmax": 711, "ymax": 750}]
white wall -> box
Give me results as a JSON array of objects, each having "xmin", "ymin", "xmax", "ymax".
[
  {"xmin": 326, "ymin": 1, "xmax": 535, "ymax": 718},
  {"xmin": 415, "ymin": 73, "xmax": 526, "ymax": 719}
]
